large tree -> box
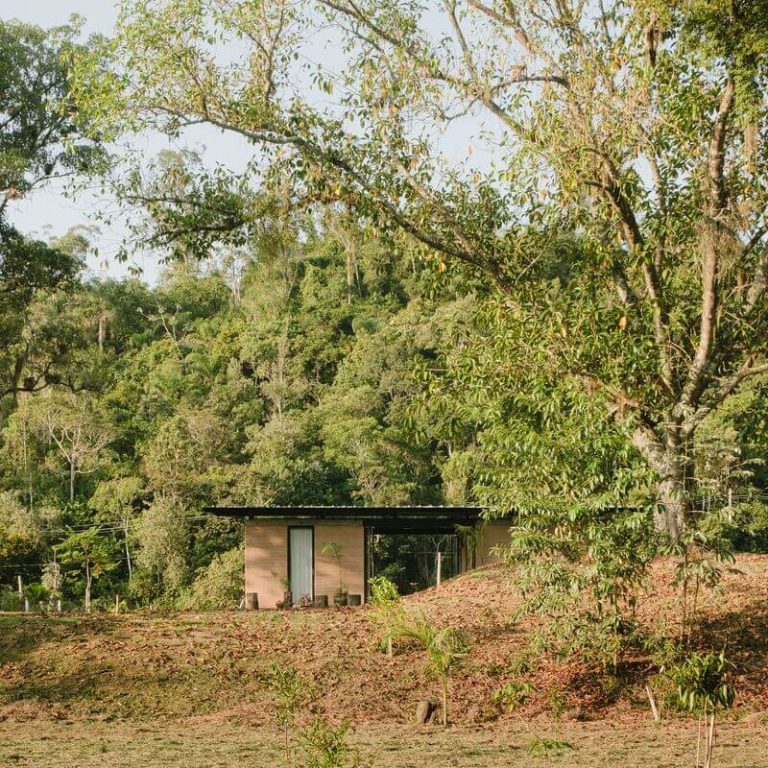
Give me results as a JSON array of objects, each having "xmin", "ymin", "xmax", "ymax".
[
  {"xmin": 1, "ymin": 19, "xmax": 101, "ymax": 407},
  {"xmin": 78, "ymin": 0, "xmax": 768, "ymax": 536}
]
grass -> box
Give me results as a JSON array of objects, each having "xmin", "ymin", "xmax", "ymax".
[{"xmin": 0, "ymin": 720, "xmax": 767, "ymax": 768}]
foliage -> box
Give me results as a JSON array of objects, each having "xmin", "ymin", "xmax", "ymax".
[
  {"xmin": 666, "ymin": 650, "xmax": 736, "ymax": 768},
  {"xmin": 135, "ymin": 496, "xmax": 190, "ymax": 599},
  {"xmin": 368, "ymin": 575, "xmax": 403, "ymax": 657},
  {"xmin": 504, "ymin": 501, "xmax": 655, "ymax": 667},
  {"xmin": 396, "ymin": 610, "xmax": 469, "ymax": 726},
  {"xmin": 55, "ymin": 528, "xmax": 118, "ymax": 612},
  {"xmin": 269, "ymin": 663, "xmax": 311, "ymax": 767},
  {"xmin": 182, "ymin": 545, "xmax": 244, "ymax": 610},
  {"xmin": 77, "ymin": 0, "xmax": 768, "ymax": 544},
  {"xmin": 492, "ymin": 680, "xmax": 535, "ymax": 713},
  {"xmin": 525, "ymin": 737, "xmax": 574, "ymax": 757},
  {"xmin": 661, "ymin": 526, "xmax": 737, "ymax": 642},
  {"xmin": 302, "ymin": 718, "xmax": 360, "ymax": 768},
  {"xmin": 668, "ymin": 652, "xmax": 736, "ymax": 716},
  {"xmin": 1, "ymin": 18, "xmax": 102, "ymax": 410}
]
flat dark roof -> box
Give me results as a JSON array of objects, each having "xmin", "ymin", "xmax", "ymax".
[{"xmin": 204, "ymin": 505, "xmax": 482, "ymax": 526}]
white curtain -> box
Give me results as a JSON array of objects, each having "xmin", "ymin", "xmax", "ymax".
[{"xmin": 289, "ymin": 528, "xmax": 313, "ymax": 602}]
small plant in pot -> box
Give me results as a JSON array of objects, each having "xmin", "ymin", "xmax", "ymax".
[{"xmin": 321, "ymin": 542, "xmax": 347, "ymax": 607}]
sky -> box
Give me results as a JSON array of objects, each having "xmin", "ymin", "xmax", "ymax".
[
  {"xmin": 6, "ymin": 2, "xmax": 177, "ymax": 283},
  {"xmin": 4, "ymin": 0, "xmax": 496, "ymax": 285}
]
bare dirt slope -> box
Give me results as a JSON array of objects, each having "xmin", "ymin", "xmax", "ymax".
[{"xmin": 1, "ymin": 556, "xmax": 767, "ymax": 727}]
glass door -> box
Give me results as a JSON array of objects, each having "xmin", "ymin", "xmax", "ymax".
[{"xmin": 288, "ymin": 527, "xmax": 314, "ymax": 604}]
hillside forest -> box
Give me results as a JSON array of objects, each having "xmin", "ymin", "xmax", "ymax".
[{"xmin": 2, "ymin": 1, "xmax": 768, "ymax": 632}]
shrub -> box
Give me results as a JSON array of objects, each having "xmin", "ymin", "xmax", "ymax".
[
  {"xmin": 182, "ymin": 545, "xmax": 244, "ymax": 610},
  {"xmin": 269, "ymin": 663, "xmax": 311, "ymax": 767},
  {"xmin": 0, "ymin": 585, "xmax": 21, "ymax": 611},
  {"xmin": 302, "ymin": 718, "xmax": 360, "ymax": 768},
  {"xmin": 492, "ymin": 680, "xmax": 535, "ymax": 712},
  {"xmin": 666, "ymin": 651, "xmax": 735, "ymax": 768},
  {"xmin": 368, "ymin": 575, "xmax": 402, "ymax": 657}
]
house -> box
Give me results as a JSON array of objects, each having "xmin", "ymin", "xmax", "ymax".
[{"xmin": 204, "ymin": 505, "xmax": 511, "ymax": 609}]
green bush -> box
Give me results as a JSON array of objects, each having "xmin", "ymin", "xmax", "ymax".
[
  {"xmin": 0, "ymin": 585, "xmax": 22, "ymax": 611},
  {"xmin": 302, "ymin": 718, "xmax": 360, "ymax": 768},
  {"xmin": 492, "ymin": 680, "xmax": 535, "ymax": 712},
  {"xmin": 725, "ymin": 501, "xmax": 768, "ymax": 553},
  {"xmin": 181, "ymin": 545, "xmax": 244, "ymax": 610}
]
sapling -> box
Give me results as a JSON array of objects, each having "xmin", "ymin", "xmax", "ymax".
[
  {"xmin": 302, "ymin": 718, "xmax": 360, "ymax": 768},
  {"xmin": 668, "ymin": 651, "xmax": 735, "ymax": 768},
  {"xmin": 397, "ymin": 610, "xmax": 468, "ymax": 726},
  {"xmin": 368, "ymin": 575, "xmax": 402, "ymax": 657},
  {"xmin": 269, "ymin": 663, "xmax": 310, "ymax": 767}
]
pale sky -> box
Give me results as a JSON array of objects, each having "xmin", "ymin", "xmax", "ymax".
[
  {"xmin": 4, "ymin": 1, "xmax": 494, "ymax": 284},
  {"xmin": 4, "ymin": 1, "xmax": 229, "ymax": 284}
]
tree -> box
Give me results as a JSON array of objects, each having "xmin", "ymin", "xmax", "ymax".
[
  {"xmin": 368, "ymin": 575, "xmax": 403, "ymax": 657},
  {"xmin": 81, "ymin": 0, "xmax": 768, "ymax": 538},
  {"xmin": 1, "ymin": 19, "xmax": 101, "ymax": 407},
  {"xmin": 669, "ymin": 651, "xmax": 736, "ymax": 768},
  {"xmin": 269, "ymin": 663, "xmax": 311, "ymax": 767},
  {"xmin": 56, "ymin": 527, "xmax": 117, "ymax": 612},
  {"xmin": 30, "ymin": 393, "xmax": 114, "ymax": 501},
  {"xmin": 135, "ymin": 495, "xmax": 190, "ymax": 597},
  {"xmin": 91, "ymin": 476, "xmax": 144, "ymax": 582},
  {"xmin": 397, "ymin": 610, "xmax": 469, "ymax": 727}
]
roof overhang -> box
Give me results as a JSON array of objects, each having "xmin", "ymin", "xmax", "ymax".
[{"xmin": 204, "ymin": 505, "xmax": 482, "ymax": 533}]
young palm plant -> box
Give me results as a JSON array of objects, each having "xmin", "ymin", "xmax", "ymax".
[{"xmin": 397, "ymin": 611, "xmax": 469, "ymax": 726}]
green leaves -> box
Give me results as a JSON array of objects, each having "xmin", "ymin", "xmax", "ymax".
[{"xmin": 669, "ymin": 650, "xmax": 736, "ymax": 714}]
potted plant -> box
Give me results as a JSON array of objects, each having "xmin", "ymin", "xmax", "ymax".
[{"xmin": 321, "ymin": 541, "xmax": 347, "ymax": 606}]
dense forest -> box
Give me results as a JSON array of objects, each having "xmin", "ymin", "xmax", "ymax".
[
  {"xmin": 3, "ymin": 1, "xmax": 768, "ymax": 622},
  {"xmin": 3, "ymin": 212, "xmax": 768, "ymax": 610}
]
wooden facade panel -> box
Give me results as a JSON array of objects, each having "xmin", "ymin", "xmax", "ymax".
[
  {"xmin": 245, "ymin": 521, "xmax": 288, "ymax": 609},
  {"xmin": 315, "ymin": 522, "xmax": 365, "ymax": 601}
]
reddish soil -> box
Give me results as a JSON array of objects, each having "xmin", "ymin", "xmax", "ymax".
[{"xmin": 1, "ymin": 555, "xmax": 767, "ymax": 727}]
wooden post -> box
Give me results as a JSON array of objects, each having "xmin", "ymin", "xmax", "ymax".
[
  {"xmin": 436, "ymin": 551, "xmax": 442, "ymax": 588},
  {"xmin": 115, "ymin": 594, "xmax": 120, "ymax": 615}
]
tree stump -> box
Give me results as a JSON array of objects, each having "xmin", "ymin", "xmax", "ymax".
[{"xmin": 415, "ymin": 699, "xmax": 437, "ymax": 725}]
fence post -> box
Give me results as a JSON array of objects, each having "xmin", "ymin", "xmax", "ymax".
[{"xmin": 436, "ymin": 551, "xmax": 442, "ymax": 588}]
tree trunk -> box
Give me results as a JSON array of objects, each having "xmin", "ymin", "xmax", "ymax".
[
  {"xmin": 98, "ymin": 311, "xmax": 107, "ymax": 352},
  {"xmin": 631, "ymin": 426, "xmax": 688, "ymax": 538},
  {"xmin": 69, "ymin": 461, "xmax": 76, "ymax": 502},
  {"xmin": 441, "ymin": 676, "xmax": 448, "ymax": 727},
  {"xmin": 656, "ymin": 473, "xmax": 687, "ymax": 539},
  {"xmin": 123, "ymin": 518, "xmax": 133, "ymax": 582},
  {"xmin": 85, "ymin": 563, "xmax": 92, "ymax": 613}
]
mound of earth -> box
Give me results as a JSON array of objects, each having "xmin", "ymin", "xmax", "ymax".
[{"xmin": 1, "ymin": 555, "xmax": 767, "ymax": 726}]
